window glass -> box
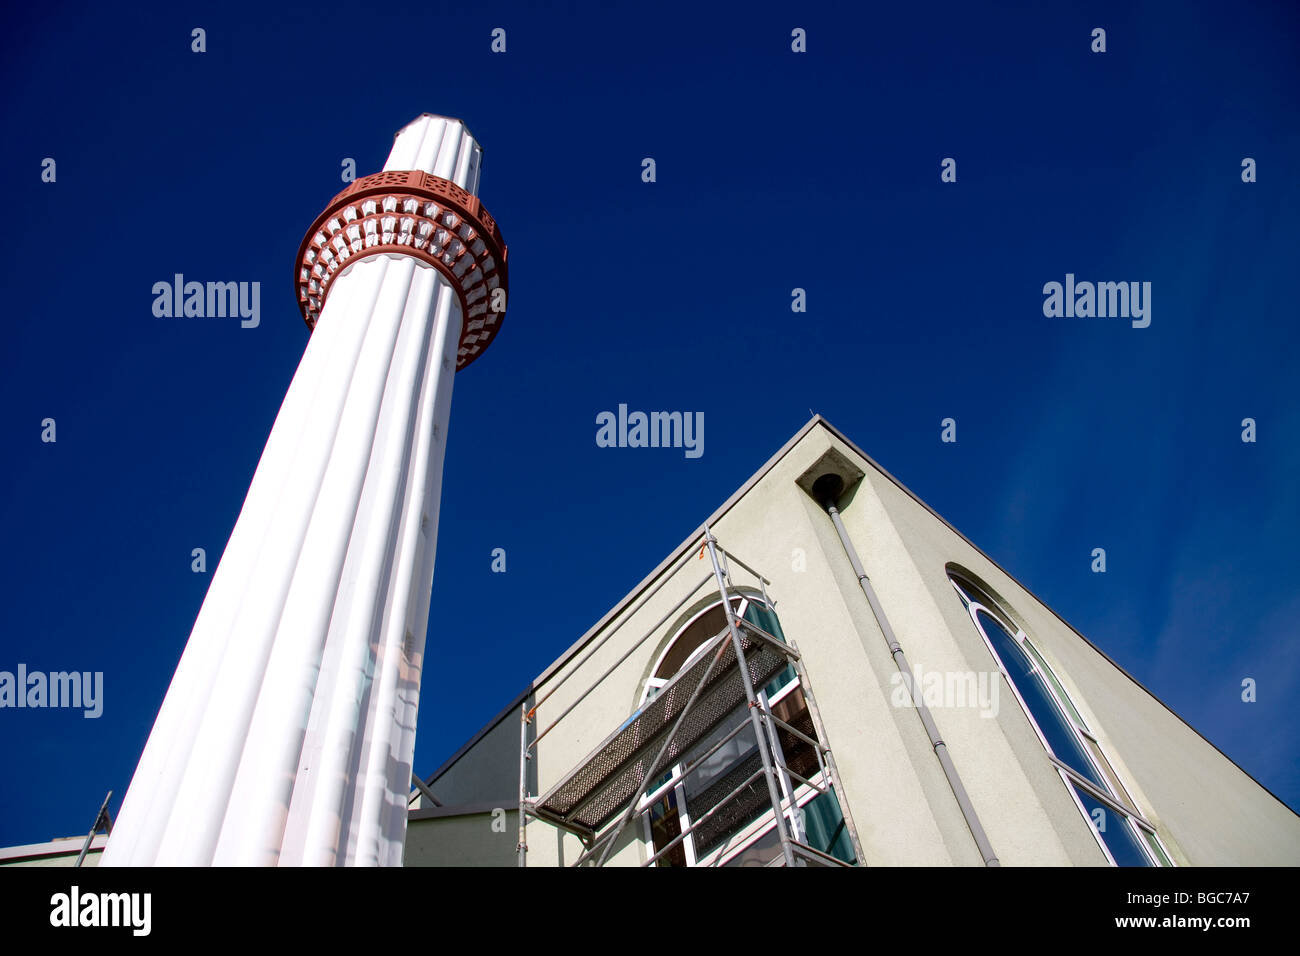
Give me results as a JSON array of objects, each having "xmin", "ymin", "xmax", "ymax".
[
  {"xmin": 744, "ymin": 601, "xmax": 795, "ymax": 695},
  {"xmin": 1022, "ymin": 638, "xmax": 1089, "ymax": 731},
  {"xmin": 721, "ymin": 824, "xmax": 784, "ymax": 867},
  {"xmin": 771, "ymin": 686, "xmax": 819, "ymax": 782},
  {"xmin": 680, "ymin": 704, "xmax": 752, "ymax": 805},
  {"xmin": 800, "ymin": 790, "xmax": 856, "ymax": 864},
  {"xmin": 743, "ymin": 600, "xmax": 786, "ymax": 642},
  {"xmin": 643, "ymin": 766, "xmax": 673, "ymax": 799},
  {"xmin": 1141, "ymin": 827, "xmax": 1173, "ymax": 867},
  {"xmin": 1083, "ymin": 736, "xmax": 1136, "ymax": 809},
  {"xmin": 1070, "ymin": 784, "xmax": 1152, "ymax": 866},
  {"xmin": 719, "ymin": 791, "xmax": 855, "ymax": 867},
  {"xmin": 653, "ymin": 600, "xmax": 741, "ymax": 680},
  {"xmin": 952, "ymin": 574, "xmax": 1166, "ymax": 867},
  {"xmin": 646, "ymin": 787, "xmax": 687, "ymax": 867},
  {"xmin": 976, "ymin": 610, "xmax": 1107, "ymax": 792}
]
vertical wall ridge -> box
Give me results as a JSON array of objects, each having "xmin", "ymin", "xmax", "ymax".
[
  {"xmin": 352, "ymin": 279, "xmax": 461, "ymax": 864},
  {"xmin": 212, "ymin": 256, "xmax": 418, "ymax": 865},
  {"xmin": 160, "ymin": 256, "xmax": 401, "ymax": 866},
  {"xmin": 289, "ymin": 263, "xmax": 443, "ymax": 865}
]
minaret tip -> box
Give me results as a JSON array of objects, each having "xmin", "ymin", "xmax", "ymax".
[{"xmin": 394, "ymin": 112, "xmax": 469, "ymax": 139}]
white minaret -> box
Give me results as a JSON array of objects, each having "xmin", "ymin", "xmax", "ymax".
[{"xmin": 103, "ymin": 114, "xmax": 508, "ymax": 866}]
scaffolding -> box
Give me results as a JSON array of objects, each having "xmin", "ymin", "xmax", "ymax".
[{"xmin": 517, "ymin": 529, "xmax": 865, "ymax": 867}]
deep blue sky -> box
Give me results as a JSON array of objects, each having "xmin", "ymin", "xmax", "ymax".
[{"xmin": 1, "ymin": 0, "xmax": 1296, "ymax": 847}]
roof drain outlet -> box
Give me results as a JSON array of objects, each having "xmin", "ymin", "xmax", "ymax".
[{"xmin": 811, "ymin": 473, "xmax": 1001, "ymax": 867}]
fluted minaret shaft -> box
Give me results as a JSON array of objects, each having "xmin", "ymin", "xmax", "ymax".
[{"xmin": 104, "ymin": 116, "xmax": 502, "ymax": 866}]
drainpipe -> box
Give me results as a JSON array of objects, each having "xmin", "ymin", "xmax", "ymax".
[{"xmin": 811, "ymin": 474, "xmax": 1000, "ymax": 867}]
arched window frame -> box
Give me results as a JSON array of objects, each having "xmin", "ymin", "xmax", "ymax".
[
  {"xmin": 948, "ymin": 574, "xmax": 1175, "ymax": 867},
  {"xmin": 635, "ymin": 593, "xmax": 830, "ymax": 867}
]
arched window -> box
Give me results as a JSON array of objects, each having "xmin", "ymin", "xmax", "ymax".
[
  {"xmin": 949, "ymin": 573, "xmax": 1173, "ymax": 867},
  {"xmin": 638, "ymin": 594, "xmax": 855, "ymax": 867}
]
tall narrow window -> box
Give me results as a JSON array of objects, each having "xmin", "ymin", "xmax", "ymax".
[
  {"xmin": 637, "ymin": 594, "xmax": 855, "ymax": 867},
  {"xmin": 948, "ymin": 574, "xmax": 1174, "ymax": 867}
]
